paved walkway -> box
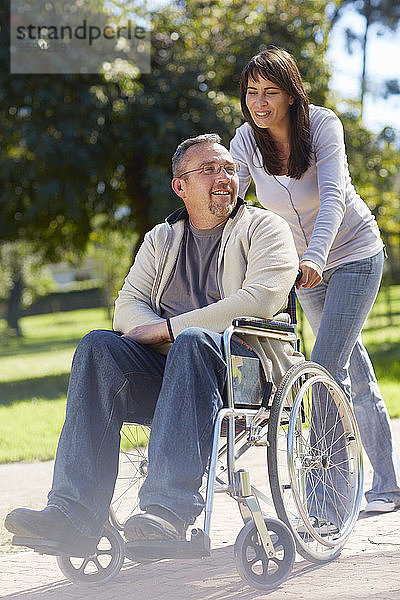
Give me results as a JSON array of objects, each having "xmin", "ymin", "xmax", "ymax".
[{"xmin": 1, "ymin": 422, "xmax": 400, "ymax": 599}]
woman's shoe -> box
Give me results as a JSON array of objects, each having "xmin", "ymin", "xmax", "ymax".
[{"xmin": 363, "ymin": 499, "xmax": 396, "ymax": 513}]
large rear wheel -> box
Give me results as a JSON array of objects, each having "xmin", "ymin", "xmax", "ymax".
[{"xmin": 267, "ymin": 362, "xmax": 363, "ymax": 563}]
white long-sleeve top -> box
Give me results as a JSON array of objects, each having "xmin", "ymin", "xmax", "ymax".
[{"xmin": 230, "ymin": 105, "xmax": 383, "ymax": 272}]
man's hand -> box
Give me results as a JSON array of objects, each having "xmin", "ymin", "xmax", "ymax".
[
  {"xmin": 232, "ymin": 334, "xmax": 254, "ymax": 352},
  {"xmin": 296, "ymin": 262, "xmax": 322, "ymax": 289},
  {"xmin": 122, "ymin": 322, "xmax": 171, "ymax": 347}
]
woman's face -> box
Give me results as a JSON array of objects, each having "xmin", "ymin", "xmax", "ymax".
[{"xmin": 245, "ymin": 73, "xmax": 294, "ymax": 133}]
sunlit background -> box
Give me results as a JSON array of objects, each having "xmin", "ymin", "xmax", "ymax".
[
  {"xmin": 328, "ymin": 3, "xmax": 400, "ymax": 134},
  {"xmin": 0, "ymin": 1, "xmax": 399, "ymax": 475}
]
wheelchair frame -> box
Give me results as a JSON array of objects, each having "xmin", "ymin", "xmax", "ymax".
[{"xmin": 54, "ymin": 311, "xmax": 363, "ymax": 590}]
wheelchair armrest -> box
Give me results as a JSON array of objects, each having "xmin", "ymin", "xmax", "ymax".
[
  {"xmin": 232, "ymin": 317, "xmax": 296, "ymax": 335},
  {"xmin": 230, "ymin": 317, "xmax": 297, "ymax": 343}
]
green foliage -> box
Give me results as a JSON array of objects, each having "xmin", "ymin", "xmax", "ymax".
[
  {"xmin": 119, "ymin": 0, "xmax": 331, "ymax": 236},
  {"xmin": 0, "ymin": 242, "xmax": 55, "ymax": 308},
  {"xmin": 0, "ymin": 0, "xmax": 398, "ymax": 297},
  {"xmin": 0, "ymin": 2, "xmax": 140, "ymax": 260},
  {"xmin": 0, "ymin": 0, "xmax": 333, "ymax": 258},
  {"xmin": 181, "ymin": 0, "xmax": 331, "ymax": 104},
  {"xmin": 0, "ymin": 243, "xmax": 55, "ymax": 336},
  {"xmin": 86, "ymin": 218, "xmax": 139, "ymax": 316},
  {"xmin": 334, "ymin": 102, "xmax": 400, "ymax": 281},
  {"xmin": 332, "ymin": 0, "xmax": 400, "ymax": 32},
  {"xmin": 0, "ymin": 69, "xmax": 122, "ymax": 259}
]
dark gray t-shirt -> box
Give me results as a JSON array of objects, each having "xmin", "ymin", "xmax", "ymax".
[{"xmin": 160, "ymin": 220, "xmax": 224, "ymax": 320}]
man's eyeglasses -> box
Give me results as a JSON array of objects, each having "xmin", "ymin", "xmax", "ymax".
[{"xmin": 177, "ymin": 162, "xmax": 240, "ymax": 178}]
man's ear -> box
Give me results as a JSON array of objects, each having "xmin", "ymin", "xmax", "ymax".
[{"xmin": 171, "ymin": 177, "xmax": 186, "ymax": 199}]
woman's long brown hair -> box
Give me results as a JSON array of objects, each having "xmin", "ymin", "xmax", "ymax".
[{"xmin": 239, "ymin": 47, "xmax": 312, "ymax": 179}]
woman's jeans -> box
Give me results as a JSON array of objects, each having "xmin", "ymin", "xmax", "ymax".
[
  {"xmin": 297, "ymin": 250, "xmax": 400, "ymax": 504},
  {"xmin": 47, "ymin": 327, "xmax": 258, "ymax": 536}
]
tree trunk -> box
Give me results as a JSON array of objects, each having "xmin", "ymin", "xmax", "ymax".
[
  {"xmin": 125, "ymin": 160, "xmax": 153, "ymax": 259},
  {"xmin": 360, "ymin": 4, "xmax": 372, "ymax": 118},
  {"xmin": 6, "ymin": 272, "xmax": 23, "ymax": 336}
]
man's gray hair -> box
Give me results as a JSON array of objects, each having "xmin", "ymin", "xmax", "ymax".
[{"xmin": 172, "ymin": 133, "xmax": 222, "ymax": 177}]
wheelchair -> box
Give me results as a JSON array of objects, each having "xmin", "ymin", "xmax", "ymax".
[{"xmin": 52, "ymin": 291, "xmax": 363, "ymax": 590}]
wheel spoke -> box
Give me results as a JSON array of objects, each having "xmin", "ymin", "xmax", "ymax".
[
  {"xmin": 91, "ymin": 556, "xmax": 106, "ymax": 572},
  {"xmin": 248, "ymin": 555, "xmax": 261, "ymax": 567},
  {"xmin": 97, "ymin": 549, "xmax": 113, "ymax": 557},
  {"xmin": 77, "ymin": 558, "xmax": 89, "ymax": 574},
  {"xmin": 260, "ymin": 555, "xmax": 270, "ymax": 575}
]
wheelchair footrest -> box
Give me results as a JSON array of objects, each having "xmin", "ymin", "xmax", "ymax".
[
  {"xmin": 11, "ymin": 535, "xmax": 91, "ymax": 557},
  {"xmin": 125, "ymin": 528, "xmax": 211, "ymax": 561}
]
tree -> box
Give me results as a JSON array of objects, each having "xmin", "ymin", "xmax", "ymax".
[
  {"xmin": 1, "ymin": 0, "xmax": 335, "ymax": 335},
  {"xmin": 86, "ymin": 219, "xmax": 139, "ymax": 319},
  {"xmin": 0, "ymin": 242, "xmax": 55, "ymax": 335},
  {"xmin": 1, "ymin": 0, "xmax": 334, "ymax": 250},
  {"xmin": 0, "ymin": 1, "xmax": 145, "ymax": 260},
  {"xmin": 99, "ymin": 0, "xmax": 333, "ymax": 247},
  {"xmin": 0, "ymin": 0, "xmax": 141, "ymax": 332}
]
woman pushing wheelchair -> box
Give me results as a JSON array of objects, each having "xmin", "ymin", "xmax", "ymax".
[{"xmin": 230, "ymin": 46, "xmax": 400, "ymax": 513}]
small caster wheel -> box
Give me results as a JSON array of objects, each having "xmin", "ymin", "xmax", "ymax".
[
  {"xmin": 234, "ymin": 517, "xmax": 295, "ymax": 590},
  {"xmin": 57, "ymin": 522, "xmax": 125, "ymax": 584}
]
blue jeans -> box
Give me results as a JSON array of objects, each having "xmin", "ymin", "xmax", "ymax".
[
  {"xmin": 47, "ymin": 327, "xmax": 257, "ymax": 536},
  {"xmin": 297, "ymin": 250, "xmax": 400, "ymax": 504}
]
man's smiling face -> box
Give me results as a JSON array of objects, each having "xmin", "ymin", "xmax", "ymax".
[{"xmin": 174, "ymin": 143, "xmax": 239, "ymax": 228}]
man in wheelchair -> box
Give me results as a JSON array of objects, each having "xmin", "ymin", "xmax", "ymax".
[{"xmin": 5, "ymin": 133, "xmax": 301, "ymax": 556}]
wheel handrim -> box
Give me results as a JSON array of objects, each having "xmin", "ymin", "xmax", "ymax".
[
  {"xmin": 287, "ymin": 374, "xmax": 362, "ymax": 547},
  {"xmin": 268, "ymin": 362, "xmax": 363, "ymax": 562}
]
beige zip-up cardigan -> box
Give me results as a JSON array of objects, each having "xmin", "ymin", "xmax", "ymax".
[{"xmin": 113, "ymin": 199, "xmax": 303, "ymax": 387}]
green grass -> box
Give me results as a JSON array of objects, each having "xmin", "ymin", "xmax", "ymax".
[
  {"xmin": 0, "ymin": 309, "xmax": 111, "ymax": 463},
  {"xmin": 0, "ymin": 287, "xmax": 399, "ymax": 463},
  {"xmin": 0, "ymin": 398, "xmax": 67, "ymax": 462},
  {"xmin": 358, "ymin": 285, "xmax": 400, "ymax": 417}
]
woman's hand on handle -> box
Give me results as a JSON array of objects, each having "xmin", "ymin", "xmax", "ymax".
[{"xmin": 296, "ymin": 262, "xmax": 322, "ymax": 289}]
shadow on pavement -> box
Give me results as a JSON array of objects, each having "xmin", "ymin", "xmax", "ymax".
[{"xmin": 2, "ymin": 544, "xmax": 400, "ymax": 600}]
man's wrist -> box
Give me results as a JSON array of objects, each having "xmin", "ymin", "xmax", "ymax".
[{"xmin": 166, "ymin": 318, "xmax": 175, "ymax": 343}]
